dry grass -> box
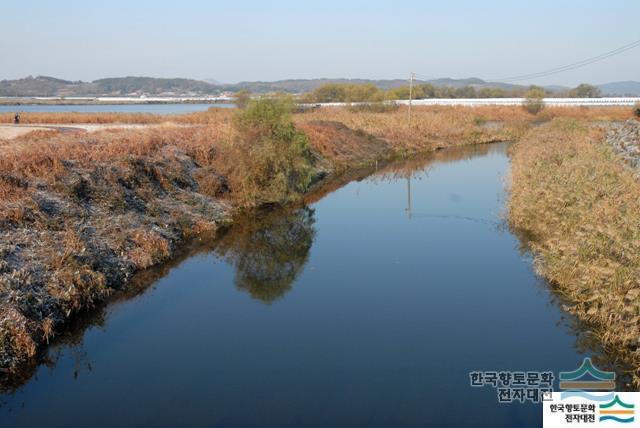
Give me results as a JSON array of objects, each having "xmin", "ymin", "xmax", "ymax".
[
  {"xmin": 128, "ymin": 230, "xmax": 171, "ymax": 269},
  {"xmin": 299, "ymin": 121, "xmax": 392, "ymax": 170},
  {"xmin": 508, "ymin": 118, "xmax": 640, "ymax": 385},
  {"xmin": 0, "ymin": 126, "xmax": 232, "ymax": 192},
  {"xmin": 0, "ymin": 124, "xmax": 232, "ymax": 370},
  {"xmin": 298, "ymin": 106, "xmax": 526, "ymax": 153},
  {"xmin": 3, "ymin": 104, "xmax": 630, "ymax": 127},
  {"xmin": 297, "ymin": 105, "xmax": 631, "ymax": 154}
]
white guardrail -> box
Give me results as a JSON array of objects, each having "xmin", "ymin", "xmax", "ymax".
[
  {"xmin": 312, "ymin": 98, "xmax": 640, "ymax": 107},
  {"xmin": 400, "ymin": 97, "xmax": 640, "ymax": 106}
]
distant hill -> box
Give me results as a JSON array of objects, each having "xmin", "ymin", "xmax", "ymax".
[
  {"xmin": 226, "ymin": 77, "xmax": 515, "ymax": 93},
  {"xmin": 224, "ymin": 78, "xmax": 414, "ymax": 93},
  {"xmin": 0, "ymin": 75, "xmax": 221, "ymax": 97},
  {"xmin": 0, "ymin": 76, "xmax": 87, "ymax": 97},
  {"xmin": 597, "ymin": 81, "xmax": 640, "ymax": 96},
  {"xmin": 225, "ymin": 77, "xmax": 570, "ymax": 94},
  {"xmin": 425, "ymin": 77, "xmax": 486, "ymax": 88},
  {"xmin": 202, "ymin": 78, "xmax": 223, "ymax": 85},
  {"xmin": 0, "ymin": 76, "xmax": 535, "ymax": 97},
  {"xmin": 92, "ymin": 77, "xmax": 218, "ymax": 95},
  {"xmin": 1, "ymin": 75, "xmax": 639, "ymax": 97}
]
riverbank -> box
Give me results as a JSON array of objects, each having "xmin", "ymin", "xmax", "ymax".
[
  {"xmin": 508, "ymin": 118, "xmax": 640, "ymax": 386},
  {"xmin": 0, "ymin": 105, "xmax": 633, "ymax": 374}
]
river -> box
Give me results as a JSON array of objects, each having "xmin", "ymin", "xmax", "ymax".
[
  {"xmin": 0, "ymin": 143, "xmax": 618, "ymax": 427},
  {"xmin": 0, "ymin": 103, "xmax": 232, "ymax": 114}
]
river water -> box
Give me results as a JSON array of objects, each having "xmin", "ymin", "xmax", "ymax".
[
  {"xmin": 0, "ymin": 143, "xmax": 617, "ymax": 427},
  {"xmin": 0, "ymin": 103, "xmax": 232, "ymax": 114}
]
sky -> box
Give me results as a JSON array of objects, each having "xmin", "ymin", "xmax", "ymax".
[{"xmin": 1, "ymin": 0, "xmax": 639, "ymax": 86}]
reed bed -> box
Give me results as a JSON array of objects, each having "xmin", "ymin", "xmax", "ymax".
[
  {"xmin": 2, "ymin": 104, "xmax": 630, "ymax": 127},
  {"xmin": 508, "ymin": 118, "xmax": 640, "ymax": 386},
  {"xmin": 298, "ymin": 105, "xmax": 631, "ymax": 153}
]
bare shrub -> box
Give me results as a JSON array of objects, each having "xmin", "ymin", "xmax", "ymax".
[
  {"xmin": 225, "ymin": 96, "xmax": 314, "ymax": 205},
  {"xmin": 523, "ymin": 86, "xmax": 546, "ymax": 115},
  {"xmin": 345, "ymin": 102, "xmax": 399, "ymax": 113}
]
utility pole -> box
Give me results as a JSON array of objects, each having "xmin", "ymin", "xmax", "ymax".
[{"xmin": 408, "ymin": 72, "xmax": 415, "ymax": 127}]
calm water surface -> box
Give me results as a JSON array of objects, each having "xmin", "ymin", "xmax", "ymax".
[
  {"xmin": 0, "ymin": 103, "xmax": 232, "ymax": 114},
  {"xmin": 0, "ymin": 143, "xmax": 613, "ymax": 427}
]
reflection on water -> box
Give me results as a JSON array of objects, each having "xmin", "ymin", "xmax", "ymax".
[
  {"xmin": 0, "ymin": 142, "xmax": 634, "ymax": 427},
  {"xmin": 215, "ymin": 207, "xmax": 316, "ymax": 303},
  {"xmin": 0, "ymin": 207, "xmax": 317, "ymax": 392}
]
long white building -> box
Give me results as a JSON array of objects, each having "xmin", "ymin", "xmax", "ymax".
[
  {"xmin": 309, "ymin": 98, "xmax": 640, "ymax": 107},
  {"xmin": 396, "ymin": 97, "xmax": 640, "ymax": 106}
]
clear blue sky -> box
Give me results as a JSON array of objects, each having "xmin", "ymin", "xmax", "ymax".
[{"xmin": 2, "ymin": 0, "xmax": 638, "ymax": 85}]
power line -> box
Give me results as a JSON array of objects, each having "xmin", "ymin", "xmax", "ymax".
[
  {"xmin": 493, "ymin": 38, "xmax": 640, "ymax": 83},
  {"xmin": 410, "ymin": 37, "xmax": 640, "ymax": 84},
  {"xmin": 496, "ymin": 39, "xmax": 640, "ymax": 82}
]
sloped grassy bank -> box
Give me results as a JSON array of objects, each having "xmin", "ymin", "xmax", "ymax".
[{"xmin": 508, "ymin": 118, "xmax": 640, "ymax": 386}]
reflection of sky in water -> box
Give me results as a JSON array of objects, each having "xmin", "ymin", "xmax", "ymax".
[{"xmin": 0, "ymin": 143, "xmax": 601, "ymax": 428}]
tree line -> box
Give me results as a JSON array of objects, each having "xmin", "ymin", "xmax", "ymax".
[{"xmin": 299, "ymin": 83, "xmax": 603, "ymax": 103}]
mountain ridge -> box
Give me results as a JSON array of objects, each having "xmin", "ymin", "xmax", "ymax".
[{"xmin": 1, "ymin": 75, "xmax": 639, "ymax": 97}]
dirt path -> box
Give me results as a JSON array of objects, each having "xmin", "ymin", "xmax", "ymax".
[{"xmin": 0, "ymin": 123, "xmax": 173, "ymax": 140}]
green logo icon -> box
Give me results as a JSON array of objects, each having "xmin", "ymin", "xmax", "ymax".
[
  {"xmin": 559, "ymin": 357, "xmax": 615, "ymax": 391},
  {"xmin": 599, "ymin": 395, "xmax": 635, "ymax": 423}
]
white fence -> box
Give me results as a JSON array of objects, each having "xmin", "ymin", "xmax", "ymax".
[
  {"xmin": 308, "ymin": 98, "xmax": 640, "ymax": 107},
  {"xmin": 394, "ymin": 97, "xmax": 639, "ymax": 107}
]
